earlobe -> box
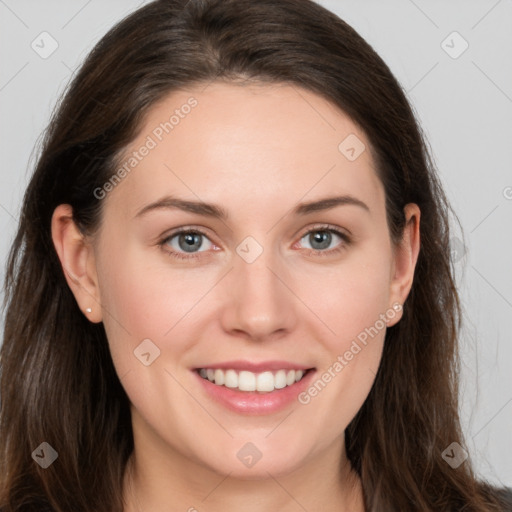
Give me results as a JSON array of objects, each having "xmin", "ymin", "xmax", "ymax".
[
  {"xmin": 51, "ymin": 204, "xmax": 103, "ymax": 323},
  {"xmin": 387, "ymin": 203, "xmax": 421, "ymax": 327}
]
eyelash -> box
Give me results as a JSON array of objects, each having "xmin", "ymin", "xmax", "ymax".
[
  {"xmin": 158, "ymin": 224, "xmax": 351, "ymax": 261},
  {"xmin": 159, "ymin": 228, "xmax": 213, "ymax": 262}
]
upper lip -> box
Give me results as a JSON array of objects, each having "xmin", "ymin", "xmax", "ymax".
[{"xmin": 193, "ymin": 360, "xmax": 315, "ymax": 372}]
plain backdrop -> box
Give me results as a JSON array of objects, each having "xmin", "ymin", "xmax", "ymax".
[{"xmin": 0, "ymin": 0, "xmax": 511, "ymax": 488}]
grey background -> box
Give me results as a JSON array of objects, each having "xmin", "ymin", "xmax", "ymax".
[{"xmin": 1, "ymin": 0, "xmax": 511, "ymax": 487}]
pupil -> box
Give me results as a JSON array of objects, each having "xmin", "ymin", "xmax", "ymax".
[
  {"xmin": 311, "ymin": 231, "xmax": 331, "ymax": 250},
  {"xmin": 179, "ymin": 233, "xmax": 202, "ymax": 252}
]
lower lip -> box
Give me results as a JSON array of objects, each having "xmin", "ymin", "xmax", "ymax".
[{"xmin": 193, "ymin": 369, "xmax": 316, "ymax": 415}]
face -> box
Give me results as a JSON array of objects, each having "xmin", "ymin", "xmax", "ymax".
[{"xmin": 55, "ymin": 81, "xmax": 418, "ymax": 481}]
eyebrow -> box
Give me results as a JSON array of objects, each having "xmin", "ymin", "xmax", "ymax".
[
  {"xmin": 134, "ymin": 196, "xmax": 229, "ymax": 220},
  {"xmin": 134, "ymin": 194, "xmax": 370, "ymax": 220},
  {"xmin": 295, "ymin": 195, "xmax": 370, "ymax": 215}
]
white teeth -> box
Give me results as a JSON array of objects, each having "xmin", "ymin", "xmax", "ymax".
[
  {"xmin": 239, "ymin": 371, "xmax": 256, "ymax": 391},
  {"xmin": 198, "ymin": 368, "xmax": 309, "ymax": 392},
  {"xmin": 224, "ymin": 369, "xmax": 238, "ymax": 388},
  {"xmin": 256, "ymin": 371, "xmax": 274, "ymax": 392},
  {"xmin": 214, "ymin": 369, "xmax": 224, "ymax": 386},
  {"xmin": 274, "ymin": 370, "xmax": 287, "ymax": 389}
]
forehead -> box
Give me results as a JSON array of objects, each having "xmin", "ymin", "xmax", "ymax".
[{"xmin": 106, "ymin": 81, "xmax": 384, "ymax": 217}]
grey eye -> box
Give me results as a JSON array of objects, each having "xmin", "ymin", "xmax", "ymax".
[
  {"xmin": 167, "ymin": 231, "xmax": 213, "ymax": 253},
  {"xmin": 300, "ymin": 230, "xmax": 343, "ymax": 251}
]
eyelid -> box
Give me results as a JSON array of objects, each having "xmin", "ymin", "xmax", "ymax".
[
  {"xmin": 160, "ymin": 225, "xmax": 215, "ymax": 244},
  {"xmin": 159, "ymin": 223, "xmax": 351, "ymax": 260},
  {"xmin": 159, "ymin": 226, "xmax": 218, "ymax": 260},
  {"xmin": 296, "ymin": 223, "xmax": 351, "ymax": 241},
  {"xmin": 294, "ymin": 223, "xmax": 351, "ymax": 254}
]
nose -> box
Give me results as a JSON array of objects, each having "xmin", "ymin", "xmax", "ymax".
[{"xmin": 219, "ymin": 247, "xmax": 298, "ymax": 342}]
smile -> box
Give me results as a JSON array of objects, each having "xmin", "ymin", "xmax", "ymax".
[{"xmin": 197, "ymin": 368, "xmax": 310, "ymax": 393}]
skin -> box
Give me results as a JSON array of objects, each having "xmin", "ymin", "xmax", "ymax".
[{"xmin": 52, "ymin": 81, "xmax": 420, "ymax": 511}]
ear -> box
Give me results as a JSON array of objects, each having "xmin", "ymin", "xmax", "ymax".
[
  {"xmin": 51, "ymin": 204, "xmax": 103, "ymax": 323},
  {"xmin": 387, "ymin": 203, "xmax": 420, "ymax": 327}
]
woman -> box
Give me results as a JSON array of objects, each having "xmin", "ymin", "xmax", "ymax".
[{"xmin": 0, "ymin": 0, "xmax": 510, "ymax": 510}]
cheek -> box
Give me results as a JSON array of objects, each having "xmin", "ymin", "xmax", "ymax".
[
  {"xmin": 296, "ymin": 249, "xmax": 393, "ymax": 347},
  {"xmin": 95, "ymin": 246, "xmax": 220, "ymax": 424},
  {"xmin": 292, "ymin": 245, "xmax": 392, "ymax": 417},
  {"xmin": 96, "ymin": 242, "xmax": 218, "ymax": 367}
]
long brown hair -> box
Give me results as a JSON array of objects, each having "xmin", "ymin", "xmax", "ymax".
[{"xmin": 1, "ymin": 0, "xmax": 510, "ymax": 510}]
